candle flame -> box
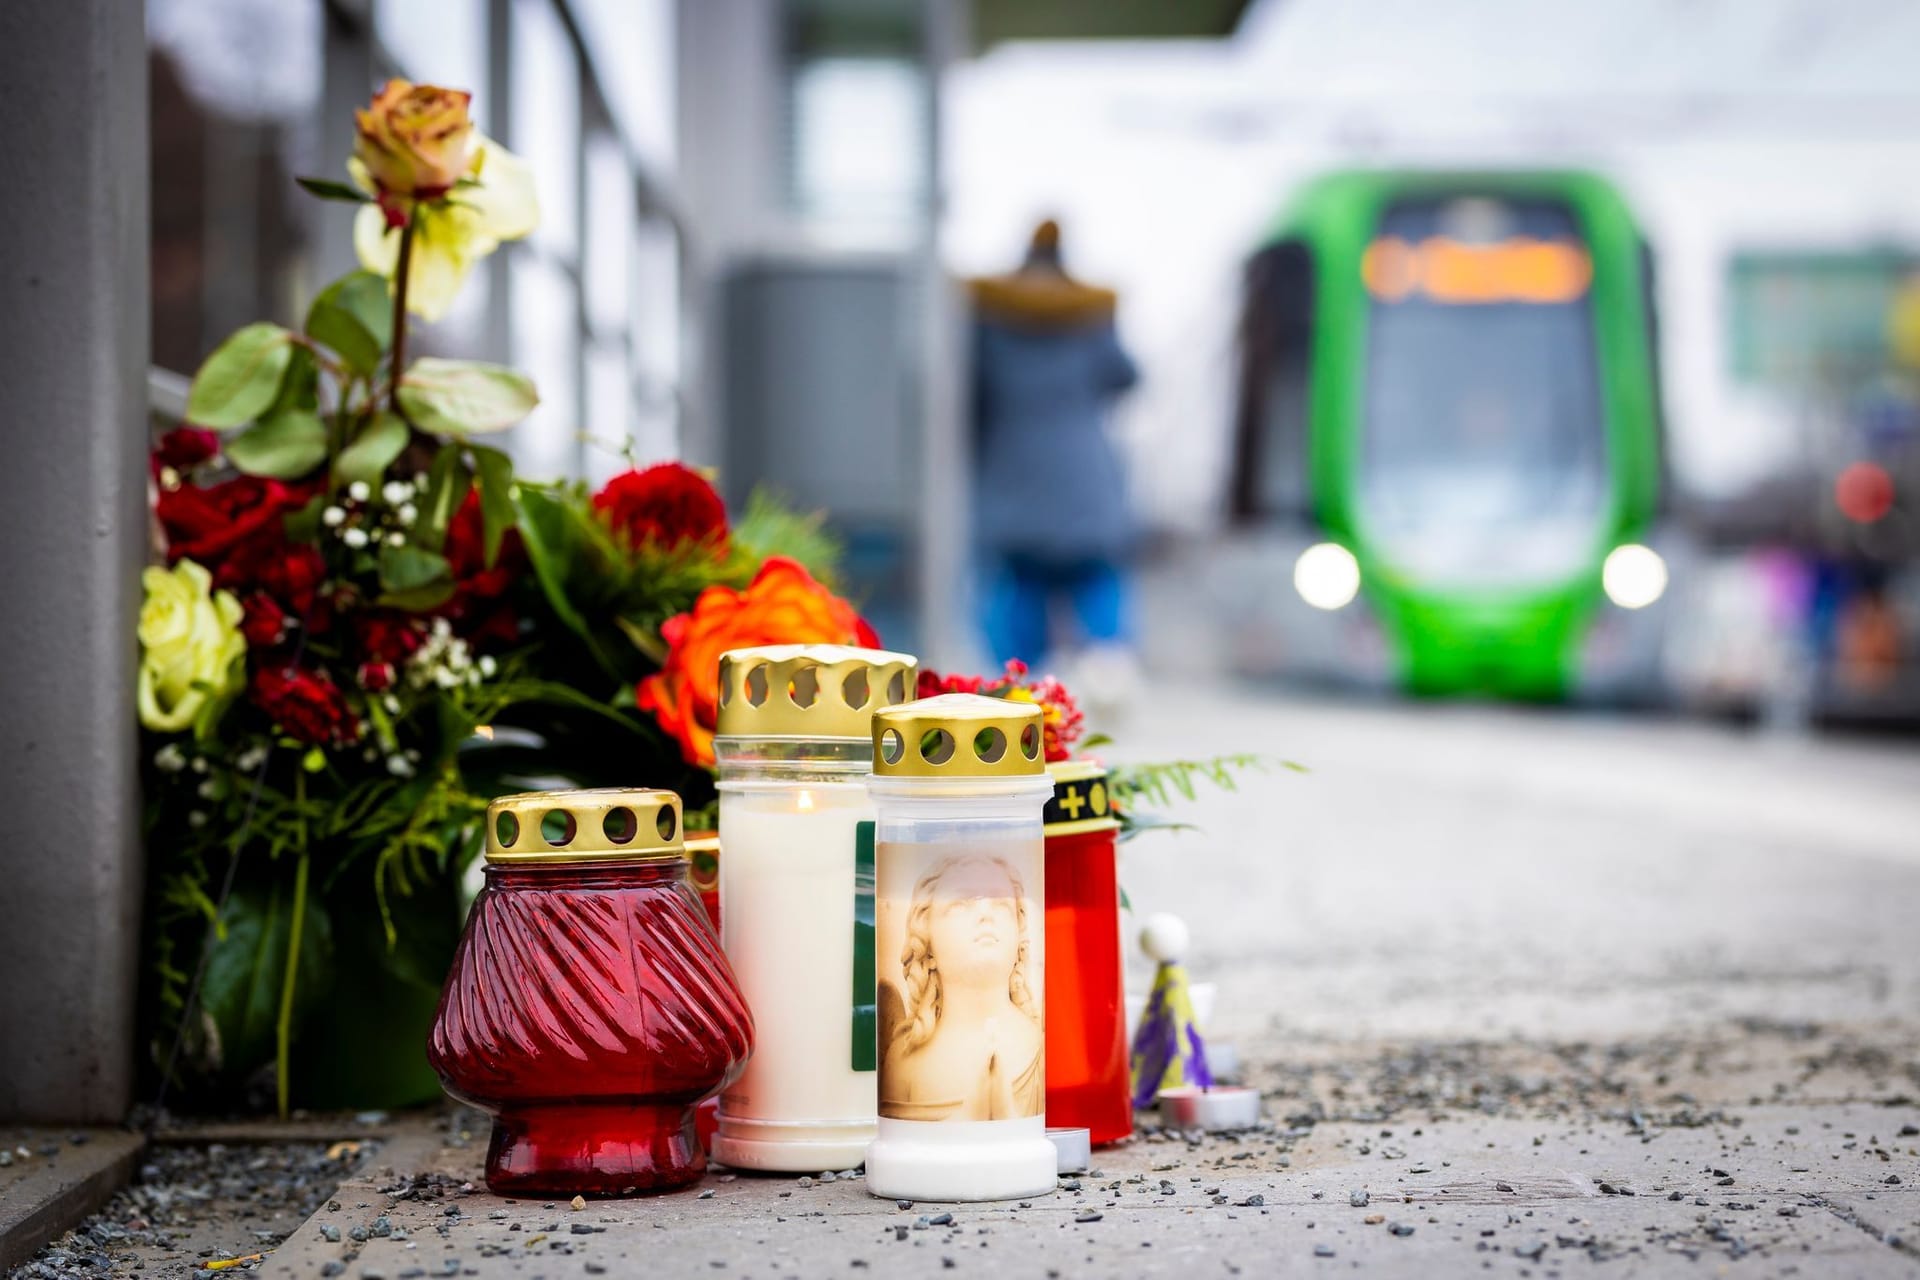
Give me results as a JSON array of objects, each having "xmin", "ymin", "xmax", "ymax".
[{"xmin": 796, "ymin": 790, "xmax": 816, "ymax": 812}]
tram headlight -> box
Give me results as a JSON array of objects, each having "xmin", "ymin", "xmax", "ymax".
[
  {"xmin": 1294, "ymin": 542, "xmax": 1361, "ymax": 610},
  {"xmin": 1602, "ymin": 543, "xmax": 1667, "ymax": 610}
]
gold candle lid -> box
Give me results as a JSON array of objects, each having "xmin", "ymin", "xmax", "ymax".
[
  {"xmin": 871, "ymin": 693, "xmax": 1046, "ymax": 779},
  {"xmin": 1045, "ymin": 760, "xmax": 1119, "ymax": 834},
  {"xmin": 715, "ymin": 644, "xmax": 918, "ymax": 740},
  {"xmin": 486, "ymin": 788, "xmax": 684, "ymax": 865}
]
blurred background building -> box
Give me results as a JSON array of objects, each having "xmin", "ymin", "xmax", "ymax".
[{"xmin": 141, "ymin": 0, "xmax": 1920, "ymax": 720}]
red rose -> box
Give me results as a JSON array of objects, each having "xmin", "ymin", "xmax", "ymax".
[
  {"xmin": 357, "ymin": 661, "xmax": 396, "ymax": 692},
  {"xmin": 592, "ymin": 464, "xmax": 729, "ymax": 553},
  {"xmin": 156, "ymin": 476, "xmax": 313, "ymax": 570},
  {"xmin": 217, "ymin": 538, "xmax": 327, "ymax": 619},
  {"xmin": 355, "ymin": 612, "xmax": 427, "ymax": 666},
  {"xmin": 252, "ymin": 664, "xmax": 358, "ymax": 746},
  {"xmin": 442, "ymin": 491, "xmax": 521, "ymax": 602},
  {"xmin": 438, "ymin": 491, "xmax": 522, "ymax": 647},
  {"xmin": 152, "ymin": 427, "xmax": 219, "ymax": 473},
  {"xmin": 240, "ymin": 593, "xmax": 293, "ymax": 648}
]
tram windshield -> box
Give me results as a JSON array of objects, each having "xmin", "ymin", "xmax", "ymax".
[{"xmin": 1360, "ymin": 197, "xmax": 1608, "ymax": 587}]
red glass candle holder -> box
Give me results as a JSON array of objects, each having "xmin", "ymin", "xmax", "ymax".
[
  {"xmin": 429, "ymin": 789, "xmax": 753, "ymax": 1196},
  {"xmin": 1042, "ymin": 762, "xmax": 1131, "ymax": 1146}
]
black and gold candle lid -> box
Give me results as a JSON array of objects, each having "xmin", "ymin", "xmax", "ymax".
[
  {"xmin": 685, "ymin": 830, "xmax": 720, "ymax": 895},
  {"xmin": 487, "ymin": 788, "xmax": 683, "ymax": 865},
  {"xmin": 1044, "ymin": 760, "xmax": 1118, "ymax": 834},
  {"xmin": 716, "ymin": 644, "xmax": 919, "ymax": 740},
  {"xmin": 871, "ymin": 693, "xmax": 1046, "ymax": 779}
]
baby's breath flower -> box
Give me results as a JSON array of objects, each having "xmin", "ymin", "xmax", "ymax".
[
  {"xmin": 154, "ymin": 743, "xmax": 188, "ymax": 773},
  {"xmin": 381, "ymin": 480, "xmax": 414, "ymax": 505},
  {"xmin": 348, "ymin": 480, "xmax": 372, "ymax": 502},
  {"xmin": 322, "ymin": 506, "xmax": 346, "ymax": 527},
  {"xmin": 343, "ymin": 527, "xmax": 370, "ymax": 549}
]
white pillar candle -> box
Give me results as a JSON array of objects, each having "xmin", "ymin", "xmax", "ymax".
[{"xmin": 710, "ymin": 645, "xmax": 917, "ymax": 1174}]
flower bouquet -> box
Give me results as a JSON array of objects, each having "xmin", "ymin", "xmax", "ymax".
[{"xmin": 140, "ymin": 82, "xmax": 877, "ymax": 1113}]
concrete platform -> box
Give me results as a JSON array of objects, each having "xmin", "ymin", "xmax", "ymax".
[
  {"xmin": 16, "ymin": 685, "xmax": 1920, "ymax": 1277},
  {"xmin": 257, "ymin": 1100, "xmax": 1919, "ymax": 1279},
  {"xmin": 0, "ymin": 1129, "xmax": 143, "ymax": 1271}
]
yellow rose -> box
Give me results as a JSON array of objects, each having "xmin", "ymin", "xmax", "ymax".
[
  {"xmin": 138, "ymin": 560, "xmax": 246, "ymax": 734},
  {"xmin": 353, "ymin": 80, "xmax": 476, "ymax": 200},
  {"xmin": 353, "ymin": 132, "xmax": 538, "ymax": 321}
]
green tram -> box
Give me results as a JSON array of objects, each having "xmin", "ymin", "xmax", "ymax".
[{"xmin": 1230, "ymin": 171, "xmax": 1668, "ymax": 699}]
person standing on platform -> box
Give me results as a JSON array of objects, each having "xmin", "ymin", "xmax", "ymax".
[{"xmin": 969, "ymin": 219, "xmax": 1141, "ymax": 697}]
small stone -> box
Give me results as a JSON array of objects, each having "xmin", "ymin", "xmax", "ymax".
[
  {"xmin": 1667, "ymin": 1191, "xmax": 1684, "ymax": 1202},
  {"xmin": 894, "ymin": 1226, "xmax": 909, "ymax": 1241},
  {"xmin": 1060, "ymin": 1178, "xmax": 1082, "ymax": 1192},
  {"xmin": 896, "ymin": 1200, "xmax": 914, "ymax": 1210},
  {"xmin": 1313, "ymin": 1244, "xmax": 1335, "ymax": 1258},
  {"xmin": 569, "ymin": 1223, "xmax": 596, "ymax": 1235},
  {"xmin": 1364, "ymin": 1214, "xmax": 1385, "ymax": 1225},
  {"xmin": 1075, "ymin": 1211, "xmax": 1103, "ymax": 1223},
  {"xmin": 819, "ymin": 1171, "xmax": 837, "ymax": 1183},
  {"xmin": 698, "ymin": 1190, "xmax": 715, "ymax": 1199},
  {"xmin": 797, "ymin": 1177, "xmax": 815, "ymax": 1188},
  {"xmin": 1390, "ymin": 1223, "xmax": 1415, "ymax": 1238},
  {"xmin": 1495, "ymin": 1182, "xmax": 1514, "ymax": 1193},
  {"xmin": 347, "ymin": 1226, "xmax": 369, "ymax": 1243},
  {"xmin": 320, "ymin": 1265, "xmax": 345, "ymax": 1278},
  {"xmin": 1888, "ymin": 1175, "xmax": 1903, "ymax": 1185},
  {"xmin": 1349, "ymin": 1190, "xmax": 1369, "ymax": 1207},
  {"xmin": 319, "ymin": 1224, "xmax": 341, "ymax": 1242},
  {"xmin": 570, "ymin": 1195, "xmax": 586, "ymax": 1210},
  {"xmin": 929, "ymin": 1212, "xmax": 954, "ymax": 1226}
]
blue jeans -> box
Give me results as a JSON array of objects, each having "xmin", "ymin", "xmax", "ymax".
[{"xmin": 982, "ymin": 554, "xmax": 1133, "ymax": 667}]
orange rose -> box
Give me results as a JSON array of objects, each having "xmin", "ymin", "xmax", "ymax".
[
  {"xmin": 638, "ymin": 558, "xmax": 880, "ymax": 767},
  {"xmin": 354, "ymin": 80, "xmax": 475, "ymax": 201}
]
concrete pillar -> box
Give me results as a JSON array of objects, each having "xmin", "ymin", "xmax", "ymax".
[
  {"xmin": 0, "ymin": 0, "xmax": 150, "ymax": 1122},
  {"xmin": 915, "ymin": 0, "xmax": 969, "ymax": 669}
]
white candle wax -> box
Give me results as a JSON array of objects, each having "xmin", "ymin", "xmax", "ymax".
[{"xmin": 713, "ymin": 781, "xmax": 877, "ymax": 1172}]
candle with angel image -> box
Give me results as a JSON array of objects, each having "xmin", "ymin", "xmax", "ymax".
[
  {"xmin": 877, "ymin": 850, "xmax": 1045, "ymax": 1123},
  {"xmin": 863, "ymin": 693, "xmax": 1058, "ymax": 1202}
]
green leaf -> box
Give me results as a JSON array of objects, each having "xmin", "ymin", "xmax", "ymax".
[
  {"xmin": 411, "ymin": 447, "xmax": 472, "ymax": 553},
  {"xmin": 377, "ymin": 544, "xmax": 454, "ymax": 610},
  {"xmin": 512, "ymin": 485, "xmax": 592, "ymax": 638},
  {"xmin": 397, "ymin": 358, "xmax": 538, "ymax": 435},
  {"xmin": 469, "ymin": 444, "xmax": 514, "ymax": 570},
  {"xmin": 333, "ymin": 412, "xmax": 410, "ymax": 487},
  {"xmin": 268, "ymin": 345, "xmax": 320, "ymax": 418},
  {"xmin": 306, "ymin": 271, "xmax": 393, "ymax": 376},
  {"xmin": 284, "ymin": 492, "xmax": 328, "ymax": 543},
  {"xmin": 198, "ymin": 884, "xmax": 333, "ymax": 1081},
  {"xmin": 295, "ymin": 176, "xmax": 373, "ymax": 203},
  {"xmin": 224, "ymin": 410, "xmax": 329, "ymax": 480},
  {"xmin": 187, "ymin": 323, "xmax": 296, "ymax": 428}
]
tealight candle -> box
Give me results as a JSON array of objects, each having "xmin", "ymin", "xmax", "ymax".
[
  {"xmin": 711, "ymin": 645, "xmax": 918, "ymax": 1173},
  {"xmin": 865, "ymin": 694, "xmax": 1057, "ymax": 1203},
  {"xmin": 428, "ymin": 789, "xmax": 752, "ymax": 1196}
]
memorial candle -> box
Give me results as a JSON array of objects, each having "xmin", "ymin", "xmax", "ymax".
[
  {"xmin": 1042, "ymin": 760, "xmax": 1131, "ymax": 1146},
  {"xmin": 428, "ymin": 789, "xmax": 752, "ymax": 1196},
  {"xmin": 711, "ymin": 645, "xmax": 918, "ymax": 1173},
  {"xmin": 865, "ymin": 694, "xmax": 1057, "ymax": 1202}
]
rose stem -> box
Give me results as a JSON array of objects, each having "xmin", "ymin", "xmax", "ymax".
[{"xmin": 388, "ymin": 205, "xmax": 418, "ymax": 418}]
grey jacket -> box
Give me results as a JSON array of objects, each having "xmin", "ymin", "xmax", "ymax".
[{"xmin": 971, "ymin": 313, "xmax": 1139, "ymax": 561}]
